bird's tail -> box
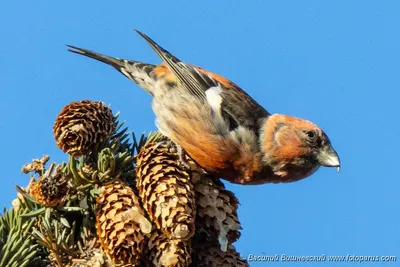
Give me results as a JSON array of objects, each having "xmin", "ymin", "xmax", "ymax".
[{"xmin": 67, "ymin": 45, "xmax": 157, "ymax": 95}]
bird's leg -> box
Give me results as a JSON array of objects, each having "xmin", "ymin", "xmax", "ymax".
[{"xmin": 175, "ymin": 143, "xmax": 191, "ymax": 170}]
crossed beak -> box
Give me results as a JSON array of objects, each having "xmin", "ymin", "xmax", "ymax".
[{"xmin": 317, "ymin": 144, "xmax": 341, "ymax": 172}]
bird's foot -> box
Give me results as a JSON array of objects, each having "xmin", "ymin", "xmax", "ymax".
[{"xmin": 175, "ymin": 143, "xmax": 191, "ymax": 170}]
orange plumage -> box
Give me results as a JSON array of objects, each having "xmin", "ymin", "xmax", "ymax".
[{"xmin": 67, "ymin": 30, "xmax": 340, "ymax": 185}]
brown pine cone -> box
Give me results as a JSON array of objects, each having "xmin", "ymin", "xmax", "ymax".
[
  {"xmin": 96, "ymin": 183, "xmax": 152, "ymax": 265},
  {"xmin": 30, "ymin": 163, "xmax": 68, "ymax": 207},
  {"xmin": 136, "ymin": 142, "xmax": 196, "ymax": 241},
  {"xmin": 53, "ymin": 100, "xmax": 115, "ymax": 157},
  {"xmin": 190, "ymin": 166, "xmax": 241, "ymax": 251},
  {"xmin": 144, "ymin": 230, "xmax": 191, "ymax": 267}
]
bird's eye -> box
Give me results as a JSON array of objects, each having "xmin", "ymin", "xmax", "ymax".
[{"xmin": 306, "ymin": 131, "xmax": 317, "ymax": 140}]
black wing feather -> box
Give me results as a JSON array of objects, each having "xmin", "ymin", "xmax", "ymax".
[{"xmin": 135, "ymin": 30, "xmax": 215, "ymax": 101}]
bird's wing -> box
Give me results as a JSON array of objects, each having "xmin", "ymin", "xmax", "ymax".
[
  {"xmin": 196, "ymin": 66, "xmax": 270, "ymax": 132},
  {"xmin": 135, "ymin": 30, "xmax": 270, "ymax": 132}
]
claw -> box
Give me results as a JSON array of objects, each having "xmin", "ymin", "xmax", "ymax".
[
  {"xmin": 175, "ymin": 144, "xmax": 191, "ymax": 170},
  {"xmin": 153, "ymin": 139, "xmax": 172, "ymax": 150}
]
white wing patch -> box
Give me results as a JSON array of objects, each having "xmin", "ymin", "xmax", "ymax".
[{"xmin": 205, "ymin": 85, "xmax": 223, "ymax": 113}]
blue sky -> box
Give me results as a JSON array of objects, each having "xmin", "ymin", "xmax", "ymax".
[{"xmin": 1, "ymin": 1, "xmax": 399, "ymax": 266}]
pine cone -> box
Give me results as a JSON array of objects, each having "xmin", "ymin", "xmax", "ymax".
[
  {"xmin": 145, "ymin": 230, "xmax": 191, "ymax": 267},
  {"xmin": 70, "ymin": 248, "xmax": 114, "ymax": 267},
  {"xmin": 190, "ymin": 167, "xmax": 241, "ymax": 252},
  {"xmin": 191, "ymin": 239, "xmax": 248, "ymax": 267},
  {"xmin": 96, "ymin": 183, "xmax": 152, "ymax": 265},
  {"xmin": 30, "ymin": 163, "xmax": 68, "ymax": 207},
  {"xmin": 136, "ymin": 142, "xmax": 196, "ymax": 241},
  {"xmin": 53, "ymin": 100, "xmax": 115, "ymax": 157}
]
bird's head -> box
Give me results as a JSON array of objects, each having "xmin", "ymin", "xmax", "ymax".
[{"xmin": 260, "ymin": 114, "xmax": 340, "ymax": 180}]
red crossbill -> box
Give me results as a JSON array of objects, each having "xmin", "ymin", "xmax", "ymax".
[{"xmin": 68, "ymin": 30, "xmax": 340, "ymax": 185}]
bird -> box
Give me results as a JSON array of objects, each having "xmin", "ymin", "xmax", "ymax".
[{"xmin": 67, "ymin": 30, "xmax": 340, "ymax": 185}]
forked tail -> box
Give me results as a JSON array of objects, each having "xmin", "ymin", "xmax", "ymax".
[{"xmin": 67, "ymin": 45, "xmax": 157, "ymax": 95}]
